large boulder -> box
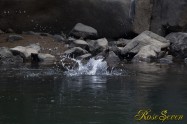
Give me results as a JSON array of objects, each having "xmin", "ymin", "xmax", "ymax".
[
  {"xmin": 166, "ymin": 32, "xmax": 187, "ymax": 59},
  {"xmin": 150, "ymin": 0, "xmax": 187, "ymax": 36},
  {"xmin": 132, "ymin": 0, "xmax": 152, "ymax": 34},
  {"xmin": 63, "ymin": 47, "xmax": 88, "ymax": 58},
  {"xmin": 0, "ymin": 0, "xmax": 132, "ymax": 38},
  {"xmin": 69, "ymin": 23, "xmax": 98, "ymax": 39},
  {"xmin": 88, "ymin": 38, "xmax": 108, "ymax": 54},
  {"xmin": 132, "ymin": 45, "xmax": 161, "ymax": 62},
  {"xmin": 121, "ymin": 31, "xmax": 170, "ymax": 56}
]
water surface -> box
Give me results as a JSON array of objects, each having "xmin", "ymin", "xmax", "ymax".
[{"xmin": 0, "ymin": 63, "xmax": 187, "ymax": 124}]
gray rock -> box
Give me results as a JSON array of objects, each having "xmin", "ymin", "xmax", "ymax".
[
  {"xmin": 115, "ymin": 38, "xmax": 131, "ymax": 47},
  {"xmin": 76, "ymin": 53, "xmax": 92, "ymax": 60},
  {"xmin": 26, "ymin": 43, "xmax": 41, "ymax": 52},
  {"xmin": 133, "ymin": 0, "xmax": 152, "ymax": 34},
  {"xmin": 0, "ymin": 47, "xmax": 13, "ymax": 58},
  {"xmin": 106, "ymin": 51, "xmax": 120, "ymax": 67},
  {"xmin": 109, "ymin": 45, "xmax": 122, "ymax": 56},
  {"xmin": 38, "ymin": 53, "xmax": 56, "ymax": 64},
  {"xmin": 22, "ymin": 31, "xmax": 37, "ymax": 35},
  {"xmin": 70, "ymin": 23, "xmax": 98, "ymax": 39},
  {"xmin": 166, "ymin": 32, "xmax": 187, "ymax": 59},
  {"xmin": 63, "ymin": 47, "xmax": 88, "ymax": 58},
  {"xmin": 132, "ymin": 45, "xmax": 161, "ymax": 62},
  {"xmin": 184, "ymin": 58, "xmax": 187, "ymax": 64},
  {"xmin": 88, "ymin": 38, "xmax": 108, "ymax": 54},
  {"xmin": 7, "ymin": 35, "xmax": 24, "ymax": 42},
  {"xmin": 10, "ymin": 46, "xmax": 38, "ymax": 59},
  {"xmin": 73, "ymin": 40, "xmax": 88, "ymax": 49},
  {"xmin": 151, "ymin": 0, "xmax": 187, "ymax": 36},
  {"xmin": 53, "ymin": 35, "xmax": 65, "ymax": 42},
  {"xmin": 0, "ymin": 47, "xmax": 23, "ymax": 65},
  {"xmin": 159, "ymin": 55, "xmax": 173, "ymax": 64},
  {"xmin": 121, "ymin": 31, "xmax": 170, "ymax": 55}
]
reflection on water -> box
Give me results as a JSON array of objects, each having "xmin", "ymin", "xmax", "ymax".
[{"xmin": 0, "ymin": 63, "xmax": 187, "ymax": 124}]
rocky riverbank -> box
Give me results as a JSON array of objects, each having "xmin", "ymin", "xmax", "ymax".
[{"xmin": 0, "ymin": 23, "xmax": 187, "ymax": 69}]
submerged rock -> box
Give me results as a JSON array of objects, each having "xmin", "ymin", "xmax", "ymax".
[
  {"xmin": 159, "ymin": 55, "xmax": 173, "ymax": 64},
  {"xmin": 63, "ymin": 47, "xmax": 88, "ymax": 58},
  {"xmin": 132, "ymin": 45, "xmax": 161, "ymax": 62},
  {"xmin": 69, "ymin": 23, "xmax": 98, "ymax": 39},
  {"xmin": 88, "ymin": 38, "xmax": 108, "ymax": 54},
  {"xmin": 7, "ymin": 35, "xmax": 24, "ymax": 42},
  {"xmin": 166, "ymin": 32, "xmax": 187, "ymax": 59}
]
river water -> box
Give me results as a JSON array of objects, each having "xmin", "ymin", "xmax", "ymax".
[{"xmin": 0, "ymin": 62, "xmax": 187, "ymax": 124}]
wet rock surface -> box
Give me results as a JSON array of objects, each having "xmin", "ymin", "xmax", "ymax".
[{"xmin": 166, "ymin": 32, "xmax": 187, "ymax": 59}]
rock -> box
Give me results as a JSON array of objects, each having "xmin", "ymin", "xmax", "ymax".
[
  {"xmin": 121, "ymin": 31, "xmax": 170, "ymax": 56},
  {"xmin": 39, "ymin": 33, "xmax": 51, "ymax": 36},
  {"xmin": 166, "ymin": 32, "xmax": 187, "ymax": 59},
  {"xmin": 22, "ymin": 31, "xmax": 37, "ymax": 35},
  {"xmin": 159, "ymin": 55, "xmax": 173, "ymax": 64},
  {"xmin": 0, "ymin": 47, "xmax": 13, "ymax": 58},
  {"xmin": 26, "ymin": 43, "xmax": 41, "ymax": 52},
  {"xmin": 69, "ymin": 23, "xmax": 98, "ymax": 39},
  {"xmin": 105, "ymin": 51, "xmax": 120, "ymax": 67},
  {"xmin": 88, "ymin": 38, "xmax": 108, "ymax": 54},
  {"xmin": 151, "ymin": 0, "xmax": 187, "ymax": 36},
  {"xmin": 132, "ymin": 45, "xmax": 161, "ymax": 62},
  {"xmin": 184, "ymin": 58, "xmax": 187, "ymax": 64},
  {"xmin": 73, "ymin": 40, "xmax": 88, "ymax": 49},
  {"xmin": 63, "ymin": 47, "xmax": 88, "ymax": 58},
  {"xmin": 76, "ymin": 53, "xmax": 92, "ymax": 60},
  {"xmin": 38, "ymin": 53, "xmax": 56, "ymax": 63},
  {"xmin": 133, "ymin": 0, "xmax": 152, "ymax": 34},
  {"xmin": 0, "ymin": 47, "xmax": 23, "ymax": 65},
  {"xmin": 0, "ymin": 29, "xmax": 4, "ymax": 34},
  {"xmin": 6, "ymin": 28, "xmax": 14, "ymax": 33},
  {"xmin": 109, "ymin": 45, "xmax": 122, "ymax": 57},
  {"xmin": 115, "ymin": 38, "xmax": 131, "ymax": 47},
  {"xmin": 53, "ymin": 34, "xmax": 65, "ymax": 42},
  {"xmin": 10, "ymin": 46, "xmax": 38, "ymax": 60},
  {"xmin": 7, "ymin": 35, "xmax": 24, "ymax": 42}
]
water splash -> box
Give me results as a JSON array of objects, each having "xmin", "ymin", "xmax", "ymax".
[{"xmin": 61, "ymin": 56, "xmax": 125, "ymax": 76}]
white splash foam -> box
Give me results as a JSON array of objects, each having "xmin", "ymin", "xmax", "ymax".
[{"xmin": 61, "ymin": 56, "xmax": 123, "ymax": 76}]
